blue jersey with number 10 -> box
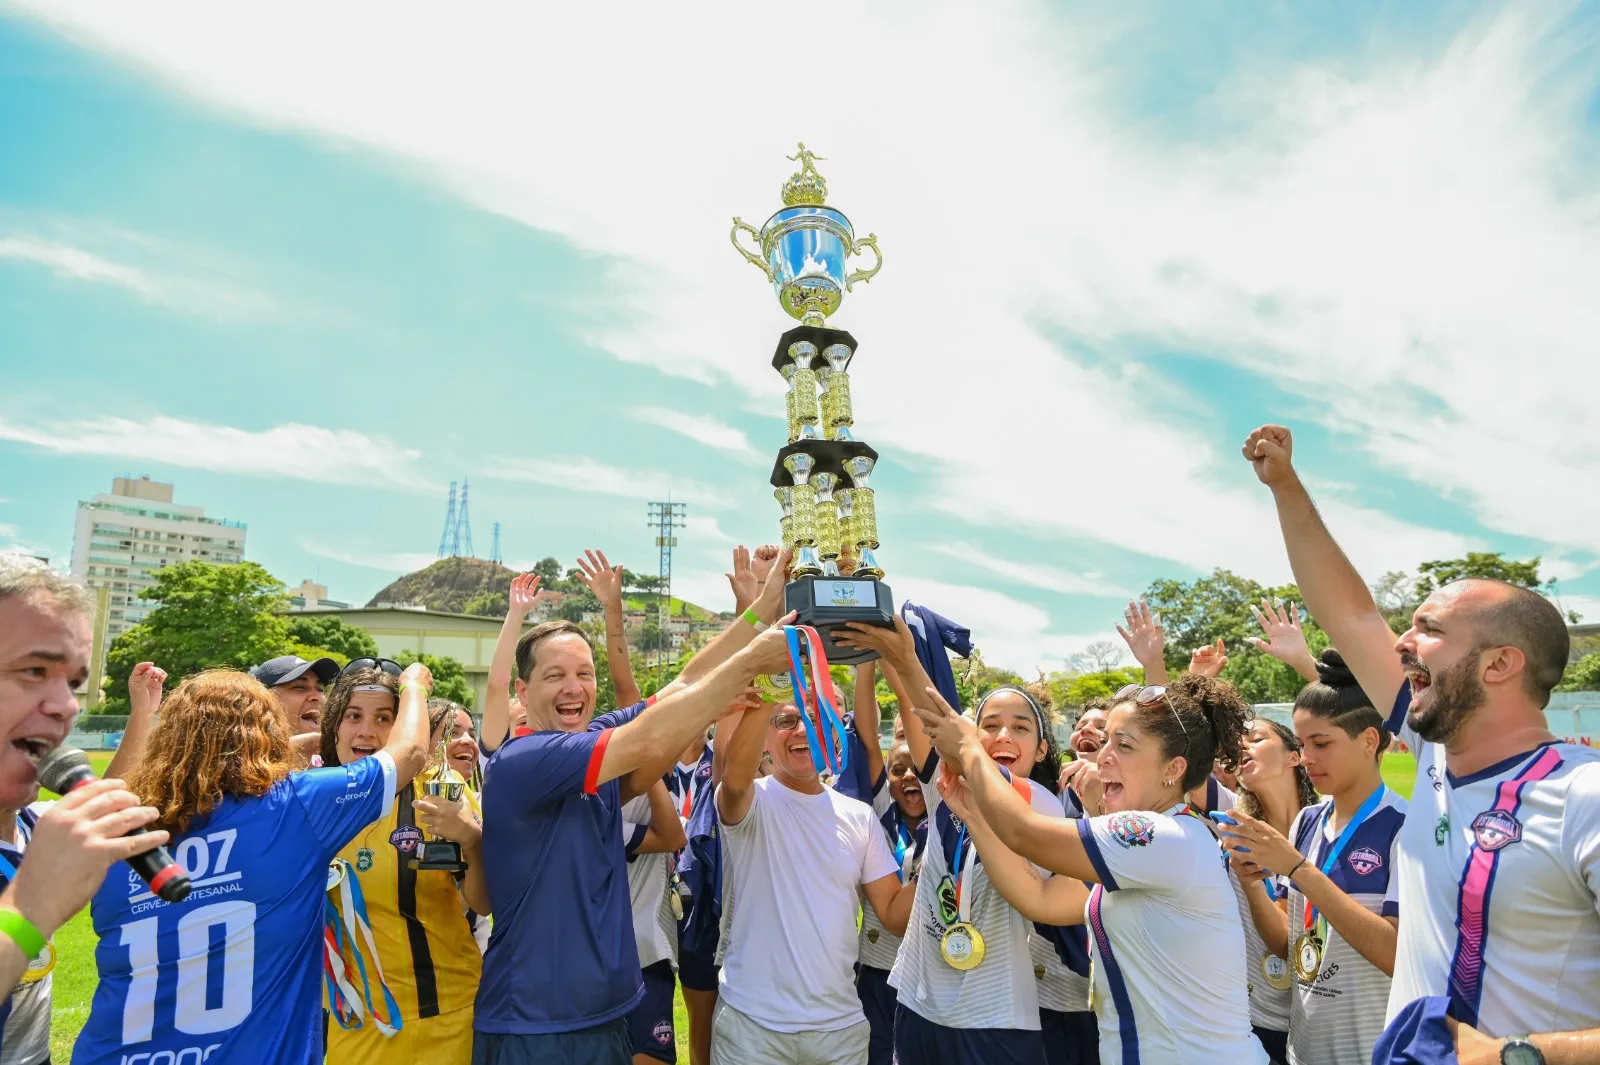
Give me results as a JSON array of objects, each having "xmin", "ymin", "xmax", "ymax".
[{"xmin": 72, "ymin": 754, "xmax": 397, "ymax": 1065}]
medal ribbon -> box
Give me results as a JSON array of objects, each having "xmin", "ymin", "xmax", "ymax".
[
  {"xmin": 951, "ymin": 825, "xmax": 976, "ymax": 924},
  {"xmin": 891, "ymin": 816, "xmax": 919, "ymax": 883},
  {"xmin": 322, "ymin": 859, "xmax": 403, "ymax": 1037},
  {"xmin": 783, "ymin": 625, "xmax": 850, "ymax": 776},
  {"xmin": 676, "ymin": 765, "xmax": 694, "ymax": 819},
  {"xmin": 1302, "ymin": 785, "xmax": 1386, "ymax": 936}
]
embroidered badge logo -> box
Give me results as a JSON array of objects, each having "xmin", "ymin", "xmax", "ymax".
[
  {"xmin": 1347, "ymin": 846, "xmax": 1383, "ymax": 876},
  {"xmin": 1471, "ymin": 810, "xmax": 1522, "ymax": 852},
  {"xmin": 652, "ymin": 1021, "xmax": 673, "ymax": 1045},
  {"xmin": 1108, "ymin": 812, "xmax": 1156, "ymax": 849},
  {"xmin": 936, "ymin": 876, "xmax": 960, "ymax": 926},
  {"xmin": 389, "ymin": 825, "xmax": 424, "ymax": 856},
  {"xmin": 866, "ymin": 928, "xmax": 880, "ymax": 943},
  {"xmin": 1034, "ymin": 964, "xmax": 1046, "ymax": 981},
  {"xmin": 1434, "ymin": 815, "xmax": 1450, "ymax": 846},
  {"xmin": 356, "ymin": 848, "xmax": 375, "ymax": 872}
]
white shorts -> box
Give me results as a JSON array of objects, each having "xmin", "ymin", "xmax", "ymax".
[{"xmin": 710, "ymin": 1000, "xmax": 868, "ymax": 1065}]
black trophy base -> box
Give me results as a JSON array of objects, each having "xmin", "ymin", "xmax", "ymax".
[
  {"xmin": 785, "ymin": 574, "xmax": 894, "ymax": 666},
  {"xmin": 408, "ymin": 840, "xmax": 468, "ymax": 873}
]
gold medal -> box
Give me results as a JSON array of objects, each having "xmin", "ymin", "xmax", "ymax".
[
  {"xmin": 1292, "ymin": 931, "xmax": 1324, "ymax": 984},
  {"xmin": 669, "ymin": 887, "xmax": 684, "ymax": 922},
  {"xmin": 754, "ymin": 672, "xmax": 792, "ymax": 703},
  {"xmin": 20, "ymin": 940, "xmax": 55, "ymax": 984},
  {"xmin": 1087, "ymin": 959, "xmax": 1097, "ymax": 1012},
  {"xmin": 940, "ymin": 921, "xmax": 985, "ymax": 970},
  {"xmin": 1261, "ymin": 951, "xmax": 1292, "ymax": 991}
]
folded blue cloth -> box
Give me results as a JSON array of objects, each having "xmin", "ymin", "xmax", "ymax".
[{"xmin": 1371, "ymin": 996, "xmax": 1458, "ymax": 1065}]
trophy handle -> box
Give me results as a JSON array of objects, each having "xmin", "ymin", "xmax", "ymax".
[
  {"xmin": 730, "ymin": 217, "xmax": 776, "ymax": 281},
  {"xmin": 845, "ymin": 233, "xmax": 882, "ymax": 291}
]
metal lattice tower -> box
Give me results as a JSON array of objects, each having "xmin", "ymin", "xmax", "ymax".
[
  {"xmin": 490, "ymin": 522, "xmax": 502, "ymax": 565},
  {"xmin": 646, "ymin": 500, "xmax": 687, "ymax": 682},
  {"xmin": 437, "ymin": 482, "xmax": 458, "ymax": 559},
  {"xmin": 455, "ymin": 478, "xmax": 475, "ymax": 559}
]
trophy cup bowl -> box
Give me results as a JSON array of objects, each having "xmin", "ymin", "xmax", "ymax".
[
  {"xmin": 409, "ymin": 762, "xmax": 469, "ymax": 873},
  {"xmin": 731, "ymin": 207, "xmax": 882, "ymax": 327}
]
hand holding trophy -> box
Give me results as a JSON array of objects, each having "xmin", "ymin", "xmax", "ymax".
[{"xmin": 410, "ymin": 735, "xmax": 475, "ymax": 873}]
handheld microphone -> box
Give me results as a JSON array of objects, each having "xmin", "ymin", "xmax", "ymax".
[{"xmin": 38, "ymin": 746, "xmax": 192, "ymax": 903}]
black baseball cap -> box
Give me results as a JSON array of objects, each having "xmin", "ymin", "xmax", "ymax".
[{"xmin": 251, "ymin": 655, "xmax": 340, "ymax": 688}]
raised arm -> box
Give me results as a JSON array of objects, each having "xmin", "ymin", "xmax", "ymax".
[
  {"xmin": 575, "ymin": 550, "xmax": 640, "ymax": 707},
  {"xmin": 483, "ymin": 573, "xmax": 542, "ymax": 753},
  {"xmin": 601, "ymin": 622, "xmax": 793, "ymax": 794},
  {"xmin": 1246, "ymin": 599, "xmax": 1321, "ymax": 683},
  {"xmin": 383, "ymin": 662, "xmax": 432, "ymax": 786},
  {"xmin": 1116, "ymin": 598, "xmax": 1169, "ymax": 685},
  {"xmin": 671, "ymin": 548, "xmax": 790, "ymax": 693},
  {"xmin": 631, "ymin": 779, "xmax": 689, "ymax": 854},
  {"xmin": 713, "ymin": 699, "xmax": 777, "ymax": 828},
  {"xmin": 853, "ymin": 662, "xmax": 885, "ymax": 789},
  {"xmin": 1220, "ymin": 809, "xmax": 1398, "ymax": 975},
  {"xmin": 940, "ymin": 775, "xmax": 1089, "ymax": 925},
  {"xmin": 835, "ymin": 616, "xmax": 937, "ymax": 774},
  {"xmin": 105, "ymin": 661, "xmax": 165, "ymax": 779},
  {"xmin": 913, "ymin": 687, "xmax": 1101, "ymax": 882},
  {"xmin": 1244, "ymin": 425, "xmax": 1404, "ymax": 711}
]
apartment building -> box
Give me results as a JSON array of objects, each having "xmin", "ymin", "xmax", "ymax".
[{"xmin": 70, "ymin": 476, "xmax": 248, "ymax": 639}]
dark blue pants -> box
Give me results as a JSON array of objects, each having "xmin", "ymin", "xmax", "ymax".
[
  {"xmin": 1254, "ymin": 1025, "xmax": 1289, "ymax": 1065},
  {"xmin": 894, "ymin": 1002, "xmax": 1047, "ymax": 1065},
  {"xmin": 626, "ymin": 960, "xmax": 677, "ymax": 1064},
  {"xmin": 1041, "ymin": 1008, "xmax": 1099, "ymax": 1065},
  {"xmin": 855, "ymin": 964, "xmax": 898, "ymax": 1065},
  {"xmin": 473, "ymin": 1018, "xmax": 631, "ymax": 1065}
]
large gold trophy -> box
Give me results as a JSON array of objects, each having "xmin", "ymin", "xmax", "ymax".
[{"xmin": 731, "ymin": 144, "xmax": 893, "ymax": 664}]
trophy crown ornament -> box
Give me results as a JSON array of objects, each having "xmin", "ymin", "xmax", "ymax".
[{"xmin": 782, "ymin": 142, "xmax": 829, "ymax": 206}]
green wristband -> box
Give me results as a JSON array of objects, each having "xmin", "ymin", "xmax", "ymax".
[
  {"xmin": 741, "ymin": 606, "xmax": 766, "ymax": 631},
  {"xmin": 0, "ymin": 909, "xmax": 47, "ymax": 959},
  {"xmin": 399, "ymin": 682, "xmax": 430, "ymax": 697}
]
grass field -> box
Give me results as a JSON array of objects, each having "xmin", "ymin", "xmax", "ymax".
[{"xmin": 44, "ymin": 751, "xmax": 1419, "ymax": 1060}]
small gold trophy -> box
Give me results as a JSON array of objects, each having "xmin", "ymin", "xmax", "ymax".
[
  {"xmin": 409, "ymin": 736, "xmax": 469, "ymax": 873},
  {"xmin": 731, "ymin": 144, "xmax": 895, "ymax": 666}
]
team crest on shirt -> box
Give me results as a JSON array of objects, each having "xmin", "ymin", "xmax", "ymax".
[
  {"xmin": 1471, "ymin": 810, "xmax": 1522, "ymax": 852},
  {"xmin": 356, "ymin": 848, "xmax": 375, "ymax": 872},
  {"xmin": 1108, "ymin": 812, "xmax": 1155, "ymax": 849},
  {"xmin": 389, "ymin": 825, "xmax": 424, "ymax": 856},
  {"xmin": 1347, "ymin": 846, "xmax": 1384, "ymax": 876},
  {"xmin": 866, "ymin": 928, "xmax": 880, "ymax": 943},
  {"xmin": 653, "ymin": 1021, "xmax": 673, "ymax": 1045}
]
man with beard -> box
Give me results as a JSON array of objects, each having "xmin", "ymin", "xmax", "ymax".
[{"xmin": 1245, "ymin": 424, "xmax": 1600, "ymax": 1065}]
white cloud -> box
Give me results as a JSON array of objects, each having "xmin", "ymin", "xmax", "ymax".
[
  {"xmin": 0, "ymin": 414, "xmax": 435, "ymax": 490},
  {"xmin": 931, "ymin": 541, "xmax": 1127, "ymax": 598},
  {"xmin": 891, "ymin": 574, "xmax": 1112, "ymax": 674},
  {"xmin": 16, "ymin": 1, "xmax": 1592, "ymax": 660},
  {"xmin": 0, "ymin": 234, "xmax": 288, "ymax": 320},
  {"xmin": 297, "ymin": 538, "xmax": 438, "ymax": 576},
  {"xmin": 483, "ymin": 455, "xmax": 734, "ymax": 509},
  {"xmin": 631, "ymin": 406, "xmax": 763, "ymax": 463}
]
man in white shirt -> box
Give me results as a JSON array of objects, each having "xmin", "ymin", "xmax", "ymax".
[
  {"xmin": 713, "ymin": 698, "xmax": 915, "ymax": 1065},
  {"xmin": 1245, "ymin": 424, "xmax": 1600, "ymax": 1065}
]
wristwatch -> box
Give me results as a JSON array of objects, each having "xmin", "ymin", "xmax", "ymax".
[{"xmin": 1501, "ymin": 1038, "xmax": 1544, "ymax": 1065}]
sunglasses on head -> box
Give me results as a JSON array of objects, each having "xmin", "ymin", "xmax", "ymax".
[
  {"xmin": 343, "ymin": 657, "xmax": 403, "ymax": 677},
  {"xmin": 1112, "ymin": 683, "xmax": 1190, "ymax": 754}
]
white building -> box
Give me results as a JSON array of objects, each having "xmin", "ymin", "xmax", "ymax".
[
  {"xmin": 288, "ymin": 579, "xmax": 350, "ymax": 610},
  {"xmin": 71, "ymin": 477, "xmax": 248, "ymax": 639}
]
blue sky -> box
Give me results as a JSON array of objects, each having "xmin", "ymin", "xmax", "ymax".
[{"xmin": 3, "ymin": 1, "xmax": 1598, "ymax": 669}]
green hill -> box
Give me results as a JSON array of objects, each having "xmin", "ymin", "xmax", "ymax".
[{"xmin": 366, "ymin": 557, "xmax": 516, "ymax": 614}]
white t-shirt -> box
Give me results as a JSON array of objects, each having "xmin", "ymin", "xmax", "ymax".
[
  {"xmin": 0, "ymin": 803, "xmax": 52, "ymax": 1065},
  {"xmin": 1029, "ymin": 930, "xmax": 1090, "ymax": 1014},
  {"xmin": 717, "ymin": 775, "xmax": 897, "ymax": 1032},
  {"xmin": 889, "ymin": 777, "xmax": 1066, "ymax": 1030},
  {"xmin": 1079, "ymin": 805, "xmax": 1267, "ymax": 1064},
  {"xmin": 621, "ymin": 796, "xmax": 678, "ymax": 971},
  {"xmin": 1385, "ymin": 686, "xmax": 1600, "ymax": 1038},
  {"xmin": 1283, "ymin": 790, "xmax": 1406, "ymax": 1065}
]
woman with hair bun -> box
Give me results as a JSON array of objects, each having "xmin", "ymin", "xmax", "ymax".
[
  {"xmin": 1227, "ymin": 718, "xmax": 1317, "ymax": 1063},
  {"xmin": 1218, "ymin": 649, "xmax": 1408, "ymax": 1065},
  {"xmin": 915, "ymin": 671, "xmax": 1269, "ymax": 1064}
]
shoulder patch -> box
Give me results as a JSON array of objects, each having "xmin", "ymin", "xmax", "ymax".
[{"xmin": 1108, "ymin": 812, "xmax": 1156, "ymax": 849}]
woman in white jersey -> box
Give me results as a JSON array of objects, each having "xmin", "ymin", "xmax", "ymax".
[
  {"xmin": 916, "ymin": 673, "xmax": 1269, "ymax": 1065},
  {"xmin": 1225, "ymin": 718, "xmax": 1317, "ymax": 1065},
  {"xmin": 1219, "ymin": 649, "xmax": 1407, "ymax": 1065}
]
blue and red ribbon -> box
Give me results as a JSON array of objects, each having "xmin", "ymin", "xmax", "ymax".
[{"xmin": 783, "ymin": 625, "xmax": 850, "ymax": 777}]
